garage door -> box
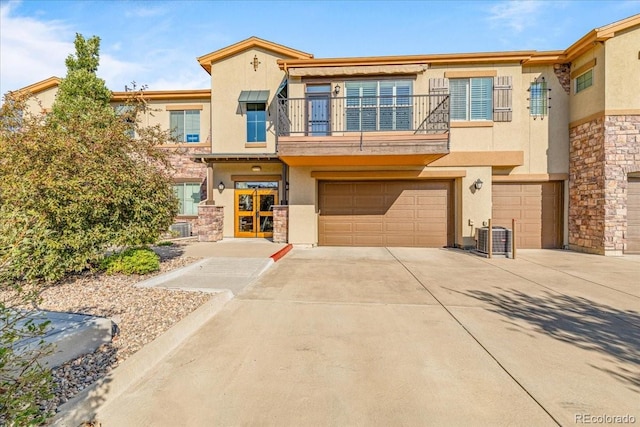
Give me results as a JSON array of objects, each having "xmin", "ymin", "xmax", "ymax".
[
  {"xmin": 318, "ymin": 181, "xmax": 452, "ymax": 247},
  {"xmin": 626, "ymin": 177, "xmax": 640, "ymax": 253},
  {"xmin": 492, "ymin": 182, "xmax": 562, "ymax": 249}
]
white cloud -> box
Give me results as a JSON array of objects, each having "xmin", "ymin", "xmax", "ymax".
[
  {"xmin": 124, "ymin": 5, "xmax": 166, "ymax": 18},
  {"xmin": 487, "ymin": 0, "xmax": 544, "ymax": 33},
  {"xmin": 0, "ymin": 1, "xmax": 73, "ymax": 94}
]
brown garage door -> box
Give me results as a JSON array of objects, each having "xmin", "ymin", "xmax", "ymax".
[
  {"xmin": 626, "ymin": 177, "xmax": 640, "ymax": 253},
  {"xmin": 318, "ymin": 180, "xmax": 452, "ymax": 247},
  {"xmin": 492, "ymin": 182, "xmax": 562, "ymax": 249}
]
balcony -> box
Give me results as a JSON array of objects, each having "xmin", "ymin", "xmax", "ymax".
[{"xmin": 275, "ymin": 94, "xmax": 449, "ymax": 166}]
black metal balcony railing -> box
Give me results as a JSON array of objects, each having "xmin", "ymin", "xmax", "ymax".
[{"xmin": 276, "ymin": 94, "xmax": 449, "ymax": 138}]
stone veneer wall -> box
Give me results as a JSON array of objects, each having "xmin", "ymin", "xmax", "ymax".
[
  {"xmin": 197, "ymin": 205, "xmax": 224, "ymax": 242},
  {"xmin": 603, "ymin": 115, "xmax": 640, "ymax": 255},
  {"xmin": 553, "ymin": 63, "xmax": 571, "ymax": 94},
  {"xmin": 163, "ymin": 146, "xmax": 209, "ymax": 236},
  {"xmin": 569, "ymin": 115, "xmax": 640, "ymax": 255},
  {"xmin": 272, "ymin": 205, "xmax": 289, "ymax": 243}
]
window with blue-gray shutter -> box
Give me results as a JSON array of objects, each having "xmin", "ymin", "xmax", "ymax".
[
  {"xmin": 432, "ymin": 76, "xmax": 511, "ymax": 122},
  {"xmin": 450, "ymin": 78, "xmax": 493, "ymax": 121}
]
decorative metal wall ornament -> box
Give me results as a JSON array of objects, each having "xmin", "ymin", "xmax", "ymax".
[{"xmin": 251, "ymin": 55, "xmax": 261, "ymax": 71}]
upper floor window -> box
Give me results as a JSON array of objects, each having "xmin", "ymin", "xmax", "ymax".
[
  {"xmin": 575, "ymin": 69, "xmax": 593, "ymax": 93},
  {"xmin": 450, "ymin": 78, "xmax": 493, "ymax": 121},
  {"xmin": 345, "ymin": 80, "xmax": 412, "ymax": 131},
  {"xmin": 529, "ymin": 80, "xmax": 548, "ymax": 118},
  {"xmin": 246, "ymin": 103, "xmax": 266, "ymax": 142},
  {"xmin": 173, "ymin": 182, "xmax": 201, "ymax": 216},
  {"xmin": 170, "ymin": 110, "xmax": 200, "ymax": 142}
]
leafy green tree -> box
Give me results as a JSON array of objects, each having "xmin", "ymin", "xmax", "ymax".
[{"xmin": 0, "ymin": 33, "xmax": 178, "ymax": 424}]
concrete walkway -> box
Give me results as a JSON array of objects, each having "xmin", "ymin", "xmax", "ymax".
[
  {"xmin": 56, "ymin": 248, "xmax": 639, "ymax": 426},
  {"xmin": 139, "ymin": 239, "xmax": 289, "ymax": 295}
]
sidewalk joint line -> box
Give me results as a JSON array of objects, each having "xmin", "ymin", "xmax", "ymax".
[{"xmin": 386, "ymin": 247, "xmax": 562, "ymax": 427}]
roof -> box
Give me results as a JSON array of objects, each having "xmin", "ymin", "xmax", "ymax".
[
  {"xmin": 278, "ymin": 13, "xmax": 640, "ymax": 70},
  {"xmin": 12, "ymin": 76, "xmax": 61, "ymax": 95},
  {"xmin": 197, "ymin": 36, "xmax": 313, "ymax": 74},
  {"xmin": 564, "ymin": 13, "xmax": 640, "ymax": 61},
  {"xmin": 193, "ymin": 154, "xmax": 281, "ymax": 163},
  {"xmin": 111, "ymin": 89, "xmax": 211, "ymax": 101}
]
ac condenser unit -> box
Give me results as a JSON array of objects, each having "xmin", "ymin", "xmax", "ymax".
[
  {"xmin": 476, "ymin": 226, "xmax": 512, "ymax": 256},
  {"xmin": 169, "ymin": 222, "xmax": 192, "ymax": 238}
]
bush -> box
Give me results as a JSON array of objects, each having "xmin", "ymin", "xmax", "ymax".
[
  {"xmin": 100, "ymin": 247, "xmax": 160, "ymax": 275},
  {"xmin": 156, "ymin": 241, "xmax": 174, "ymax": 247}
]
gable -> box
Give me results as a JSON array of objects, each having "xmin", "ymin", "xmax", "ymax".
[{"xmin": 197, "ymin": 36, "xmax": 313, "ymax": 74}]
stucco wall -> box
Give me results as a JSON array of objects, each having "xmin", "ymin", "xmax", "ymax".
[
  {"xmin": 24, "ymin": 86, "xmax": 58, "ymax": 113},
  {"xmin": 569, "ymin": 44, "xmax": 606, "ymax": 123},
  {"xmin": 287, "ymin": 166, "xmax": 318, "ymax": 245},
  {"xmin": 605, "ymin": 26, "xmax": 640, "ymax": 111},
  {"xmin": 210, "ymin": 48, "xmax": 287, "ymax": 154}
]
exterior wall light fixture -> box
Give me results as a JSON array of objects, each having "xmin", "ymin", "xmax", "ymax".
[
  {"xmin": 218, "ymin": 181, "xmax": 225, "ymax": 192},
  {"xmin": 334, "ymin": 84, "xmax": 341, "ymax": 95},
  {"xmin": 474, "ymin": 179, "xmax": 483, "ymax": 190},
  {"xmin": 251, "ymin": 165, "xmax": 262, "ymax": 172}
]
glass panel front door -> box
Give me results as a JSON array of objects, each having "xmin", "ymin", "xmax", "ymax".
[{"xmin": 234, "ymin": 188, "xmax": 277, "ymax": 238}]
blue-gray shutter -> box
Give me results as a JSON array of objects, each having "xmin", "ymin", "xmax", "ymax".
[
  {"xmin": 493, "ymin": 76, "xmax": 512, "ymax": 122},
  {"xmin": 429, "ymin": 78, "xmax": 449, "ymax": 114}
]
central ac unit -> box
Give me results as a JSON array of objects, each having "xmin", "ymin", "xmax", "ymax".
[
  {"xmin": 169, "ymin": 222, "xmax": 192, "ymax": 238},
  {"xmin": 476, "ymin": 226, "xmax": 512, "ymax": 255}
]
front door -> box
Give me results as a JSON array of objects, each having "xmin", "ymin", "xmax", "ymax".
[{"xmin": 235, "ymin": 189, "xmax": 277, "ymax": 238}]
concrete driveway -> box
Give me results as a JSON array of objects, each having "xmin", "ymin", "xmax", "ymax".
[{"xmin": 83, "ymin": 248, "xmax": 639, "ymax": 426}]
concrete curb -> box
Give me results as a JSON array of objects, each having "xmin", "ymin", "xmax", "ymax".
[
  {"xmin": 52, "ymin": 290, "xmax": 233, "ymax": 426},
  {"xmin": 135, "ymin": 258, "xmax": 210, "ymax": 288}
]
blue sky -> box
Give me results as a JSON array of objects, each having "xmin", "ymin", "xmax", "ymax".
[{"xmin": 1, "ymin": 0, "xmax": 639, "ymax": 96}]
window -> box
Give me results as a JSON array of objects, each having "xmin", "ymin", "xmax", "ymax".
[
  {"xmin": 529, "ymin": 80, "xmax": 548, "ymax": 117},
  {"xmin": 575, "ymin": 69, "xmax": 593, "ymax": 93},
  {"xmin": 246, "ymin": 103, "xmax": 266, "ymax": 142},
  {"xmin": 115, "ymin": 105, "xmax": 135, "ymax": 138},
  {"xmin": 450, "ymin": 78, "xmax": 493, "ymax": 121},
  {"xmin": 345, "ymin": 80, "xmax": 412, "ymax": 131},
  {"xmin": 173, "ymin": 182, "xmax": 201, "ymax": 216},
  {"xmin": 170, "ymin": 110, "xmax": 200, "ymax": 142}
]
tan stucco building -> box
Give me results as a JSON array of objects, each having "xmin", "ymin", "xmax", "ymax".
[{"xmin": 15, "ymin": 14, "xmax": 640, "ymax": 255}]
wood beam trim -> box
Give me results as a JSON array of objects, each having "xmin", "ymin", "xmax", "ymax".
[
  {"xmin": 231, "ymin": 175, "xmax": 282, "ymax": 182},
  {"xmin": 570, "ymin": 58, "xmax": 597, "ymax": 79},
  {"xmin": 444, "ymin": 70, "xmax": 498, "ymax": 78},
  {"xmin": 310, "ymin": 170, "xmax": 467, "ymax": 179},
  {"xmin": 165, "ymin": 104, "xmax": 204, "ymax": 111}
]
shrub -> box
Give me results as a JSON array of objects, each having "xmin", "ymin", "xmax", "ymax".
[
  {"xmin": 156, "ymin": 241, "xmax": 174, "ymax": 247},
  {"xmin": 100, "ymin": 247, "xmax": 160, "ymax": 275}
]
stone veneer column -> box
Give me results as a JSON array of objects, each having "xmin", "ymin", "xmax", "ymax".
[
  {"xmin": 569, "ymin": 116, "xmax": 606, "ymax": 254},
  {"xmin": 272, "ymin": 205, "xmax": 289, "ymax": 244},
  {"xmin": 569, "ymin": 115, "xmax": 640, "ymax": 255},
  {"xmin": 603, "ymin": 115, "xmax": 640, "ymax": 255},
  {"xmin": 197, "ymin": 205, "xmax": 224, "ymax": 242}
]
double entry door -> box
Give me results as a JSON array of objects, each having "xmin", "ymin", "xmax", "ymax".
[{"xmin": 235, "ymin": 189, "xmax": 277, "ymax": 238}]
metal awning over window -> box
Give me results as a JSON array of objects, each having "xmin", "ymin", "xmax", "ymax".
[{"xmin": 238, "ymin": 90, "xmax": 270, "ymax": 103}]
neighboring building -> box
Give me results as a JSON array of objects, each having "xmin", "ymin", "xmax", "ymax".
[{"xmin": 12, "ymin": 14, "xmax": 640, "ymax": 255}]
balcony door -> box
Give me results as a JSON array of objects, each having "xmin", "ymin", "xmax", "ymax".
[{"xmin": 306, "ymin": 84, "xmax": 331, "ymax": 136}]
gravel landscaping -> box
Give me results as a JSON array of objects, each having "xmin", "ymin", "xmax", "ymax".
[{"xmin": 28, "ymin": 241, "xmax": 211, "ymax": 412}]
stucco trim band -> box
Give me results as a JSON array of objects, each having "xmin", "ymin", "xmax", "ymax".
[{"xmin": 492, "ymin": 173, "xmax": 569, "ymax": 182}]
